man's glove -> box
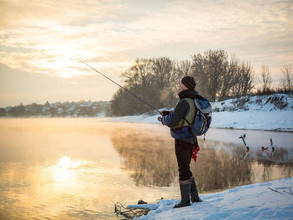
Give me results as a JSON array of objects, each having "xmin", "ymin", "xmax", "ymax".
[{"xmin": 157, "ymin": 116, "xmax": 163, "ymax": 124}]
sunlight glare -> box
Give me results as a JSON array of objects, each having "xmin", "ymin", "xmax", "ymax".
[
  {"xmin": 57, "ymin": 156, "xmax": 72, "ymax": 169},
  {"xmin": 57, "ymin": 156, "xmax": 83, "ymax": 169},
  {"xmin": 39, "ymin": 44, "xmax": 101, "ymax": 78},
  {"xmin": 52, "ymin": 156, "xmax": 85, "ymax": 189}
]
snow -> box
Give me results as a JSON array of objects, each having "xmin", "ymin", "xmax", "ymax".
[
  {"xmin": 211, "ymin": 111, "xmax": 293, "ymax": 131},
  {"xmin": 98, "ymin": 94, "xmax": 293, "ymax": 131},
  {"xmin": 210, "ymin": 94, "xmax": 293, "ymax": 131},
  {"xmin": 98, "ymin": 110, "xmax": 293, "ymax": 131},
  {"xmin": 212, "ymin": 94, "xmax": 293, "ymax": 112},
  {"xmin": 134, "ymin": 178, "xmax": 293, "ymax": 220}
]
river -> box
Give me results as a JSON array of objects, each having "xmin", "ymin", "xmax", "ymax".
[{"xmin": 0, "ymin": 118, "xmax": 292, "ymax": 219}]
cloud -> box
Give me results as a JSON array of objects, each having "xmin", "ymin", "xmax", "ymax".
[
  {"xmin": 122, "ymin": 0, "xmax": 293, "ymax": 79},
  {"xmin": 0, "ymin": 0, "xmax": 130, "ymax": 77},
  {"xmin": 0, "ymin": 62, "xmax": 117, "ymax": 107},
  {"xmin": 0, "ymin": 0, "xmax": 292, "ymax": 90},
  {"xmin": 0, "ymin": 0, "xmax": 119, "ymax": 27},
  {"xmin": 124, "ymin": 0, "xmax": 292, "ymax": 45}
]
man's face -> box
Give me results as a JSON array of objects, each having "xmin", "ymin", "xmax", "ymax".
[{"xmin": 180, "ymin": 82, "xmax": 188, "ymax": 92}]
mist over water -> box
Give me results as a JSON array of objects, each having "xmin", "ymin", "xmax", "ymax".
[{"xmin": 0, "ymin": 118, "xmax": 292, "ymax": 219}]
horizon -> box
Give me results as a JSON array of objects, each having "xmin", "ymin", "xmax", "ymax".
[
  {"xmin": 0, "ymin": 99, "xmax": 109, "ymax": 108},
  {"xmin": 0, "ymin": 91, "xmax": 291, "ymax": 109},
  {"xmin": 1, "ymin": 0, "xmax": 292, "ymax": 107}
]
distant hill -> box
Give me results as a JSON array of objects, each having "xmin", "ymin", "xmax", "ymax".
[{"xmin": 0, "ymin": 100, "xmax": 110, "ymax": 117}]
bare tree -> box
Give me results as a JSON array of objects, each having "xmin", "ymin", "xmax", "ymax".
[
  {"xmin": 239, "ymin": 63, "xmax": 254, "ymax": 96},
  {"xmin": 151, "ymin": 57, "xmax": 176, "ymax": 107},
  {"xmin": 190, "ymin": 50, "xmax": 228, "ymax": 101},
  {"xmin": 219, "ymin": 56, "xmax": 238, "ymax": 99},
  {"xmin": 280, "ymin": 64, "xmax": 293, "ymax": 92},
  {"xmin": 174, "ymin": 60, "xmax": 192, "ymax": 77},
  {"xmin": 172, "ymin": 60, "xmax": 191, "ymax": 95},
  {"xmin": 230, "ymin": 62, "xmax": 254, "ymax": 97},
  {"xmin": 190, "ymin": 50, "xmax": 254, "ymax": 101},
  {"xmin": 111, "ymin": 57, "xmax": 178, "ymax": 115},
  {"xmin": 259, "ymin": 65, "xmax": 272, "ymax": 93}
]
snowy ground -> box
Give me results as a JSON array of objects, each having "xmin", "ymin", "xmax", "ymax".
[
  {"xmin": 98, "ymin": 93, "xmax": 293, "ymax": 131},
  {"xmin": 98, "ymin": 110, "xmax": 293, "ymax": 131},
  {"xmin": 211, "ymin": 93, "xmax": 293, "ymax": 131},
  {"xmin": 133, "ymin": 177, "xmax": 293, "ymax": 220}
]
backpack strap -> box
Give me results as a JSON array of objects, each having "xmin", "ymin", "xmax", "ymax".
[
  {"xmin": 171, "ymin": 98, "xmax": 196, "ymax": 129},
  {"xmin": 181, "ymin": 99, "xmax": 199, "ymax": 147},
  {"xmin": 182, "ymin": 98, "xmax": 196, "ymax": 125}
]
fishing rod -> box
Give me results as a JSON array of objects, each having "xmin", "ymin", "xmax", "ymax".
[{"xmin": 74, "ymin": 57, "xmax": 162, "ymax": 115}]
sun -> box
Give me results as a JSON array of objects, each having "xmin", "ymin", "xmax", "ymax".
[
  {"xmin": 39, "ymin": 45, "xmax": 101, "ymax": 78},
  {"xmin": 38, "ymin": 56, "xmax": 82, "ymax": 78}
]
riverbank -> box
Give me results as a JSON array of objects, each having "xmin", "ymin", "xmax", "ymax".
[
  {"xmin": 98, "ymin": 93, "xmax": 293, "ymax": 131},
  {"xmin": 136, "ymin": 177, "xmax": 293, "ymax": 220},
  {"xmin": 98, "ymin": 110, "xmax": 293, "ymax": 132},
  {"xmin": 2, "ymin": 94, "xmax": 293, "ymax": 131}
]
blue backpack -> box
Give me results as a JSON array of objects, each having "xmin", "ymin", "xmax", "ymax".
[{"xmin": 184, "ymin": 96, "xmax": 212, "ymax": 136}]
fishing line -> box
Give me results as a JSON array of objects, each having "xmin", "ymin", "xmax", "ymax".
[{"xmin": 74, "ymin": 57, "xmax": 162, "ymax": 115}]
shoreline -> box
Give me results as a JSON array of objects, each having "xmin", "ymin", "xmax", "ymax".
[
  {"xmin": 136, "ymin": 177, "xmax": 293, "ymax": 220},
  {"xmin": 1, "ymin": 112, "xmax": 293, "ymax": 133}
]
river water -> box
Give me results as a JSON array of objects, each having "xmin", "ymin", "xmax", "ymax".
[{"xmin": 0, "ymin": 118, "xmax": 292, "ymax": 219}]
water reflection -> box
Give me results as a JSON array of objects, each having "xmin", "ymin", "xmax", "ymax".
[
  {"xmin": 0, "ymin": 157, "xmax": 104, "ymax": 219},
  {"xmin": 0, "ymin": 119, "xmax": 138, "ymax": 220},
  {"xmin": 0, "ymin": 118, "xmax": 292, "ymax": 219},
  {"xmin": 111, "ymin": 127, "xmax": 293, "ymax": 192},
  {"xmin": 256, "ymin": 147, "xmax": 289, "ymax": 162},
  {"xmin": 111, "ymin": 127, "xmax": 177, "ymax": 187}
]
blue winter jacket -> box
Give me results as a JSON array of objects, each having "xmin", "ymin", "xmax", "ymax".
[
  {"xmin": 162, "ymin": 90, "xmax": 199, "ymax": 139},
  {"xmin": 162, "ymin": 110, "xmax": 193, "ymax": 139}
]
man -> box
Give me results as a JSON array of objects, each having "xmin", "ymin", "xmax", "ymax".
[{"xmin": 158, "ymin": 75, "xmax": 202, "ymax": 208}]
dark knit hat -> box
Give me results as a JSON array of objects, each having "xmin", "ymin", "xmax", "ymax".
[{"xmin": 181, "ymin": 76, "xmax": 196, "ymax": 90}]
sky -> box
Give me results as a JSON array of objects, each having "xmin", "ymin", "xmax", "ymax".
[{"xmin": 0, "ymin": 0, "xmax": 292, "ymax": 107}]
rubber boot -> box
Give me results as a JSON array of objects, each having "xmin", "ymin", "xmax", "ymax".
[
  {"xmin": 190, "ymin": 176, "xmax": 202, "ymax": 203},
  {"xmin": 174, "ymin": 180, "xmax": 191, "ymax": 208}
]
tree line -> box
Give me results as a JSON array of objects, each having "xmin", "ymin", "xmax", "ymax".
[
  {"xmin": 110, "ymin": 49, "xmax": 292, "ymax": 116},
  {"xmin": 0, "ymin": 101, "xmax": 109, "ymax": 117}
]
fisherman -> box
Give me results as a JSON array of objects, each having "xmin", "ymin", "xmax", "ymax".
[{"xmin": 158, "ymin": 75, "xmax": 202, "ymax": 208}]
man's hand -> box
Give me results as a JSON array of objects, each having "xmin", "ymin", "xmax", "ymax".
[{"xmin": 157, "ymin": 116, "xmax": 163, "ymax": 124}]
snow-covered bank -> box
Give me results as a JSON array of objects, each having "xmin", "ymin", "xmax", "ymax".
[
  {"xmin": 211, "ymin": 111, "xmax": 293, "ymax": 131},
  {"xmin": 98, "ymin": 93, "xmax": 293, "ymax": 131},
  {"xmin": 136, "ymin": 177, "xmax": 293, "ymax": 220},
  {"xmin": 211, "ymin": 93, "xmax": 293, "ymax": 131},
  {"xmin": 98, "ymin": 110, "xmax": 293, "ymax": 131}
]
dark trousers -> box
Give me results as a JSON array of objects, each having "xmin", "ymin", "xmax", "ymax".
[{"xmin": 175, "ymin": 139, "xmax": 193, "ymax": 181}]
